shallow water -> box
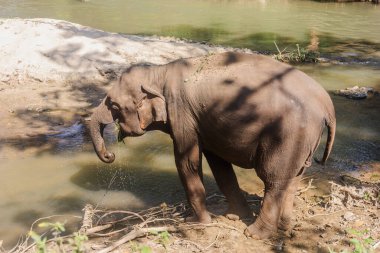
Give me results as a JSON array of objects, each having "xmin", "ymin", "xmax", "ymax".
[
  {"xmin": 0, "ymin": 0, "xmax": 380, "ymax": 248},
  {"xmin": 1, "ymin": 0, "xmax": 379, "ymax": 47}
]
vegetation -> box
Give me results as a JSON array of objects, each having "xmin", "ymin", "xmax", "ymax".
[
  {"xmin": 129, "ymin": 230, "xmax": 170, "ymax": 253},
  {"xmin": 273, "ymin": 42, "xmax": 319, "ymax": 63},
  {"xmin": 28, "ymin": 222, "xmax": 87, "ymax": 253},
  {"xmin": 347, "ymin": 229, "xmax": 375, "ymax": 253},
  {"xmin": 328, "ymin": 229, "xmax": 376, "ymax": 253}
]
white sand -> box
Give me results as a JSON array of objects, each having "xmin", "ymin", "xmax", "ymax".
[{"xmin": 0, "ymin": 18, "xmax": 234, "ymax": 85}]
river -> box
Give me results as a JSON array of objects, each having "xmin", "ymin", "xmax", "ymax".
[{"xmin": 0, "ymin": 0, "xmax": 379, "ymax": 249}]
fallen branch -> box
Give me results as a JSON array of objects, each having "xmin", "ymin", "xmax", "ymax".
[
  {"xmin": 297, "ymin": 179, "xmax": 315, "ymax": 195},
  {"xmin": 95, "ymin": 210, "xmax": 145, "ymax": 226},
  {"xmin": 174, "ymin": 238, "xmax": 205, "ymax": 252},
  {"xmin": 85, "ymin": 224, "xmax": 114, "ymax": 236},
  {"xmin": 203, "ymin": 231, "xmax": 221, "ymax": 251},
  {"xmin": 179, "ymin": 222, "xmax": 241, "ymax": 233},
  {"xmin": 97, "ymin": 226, "xmax": 177, "ymax": 253},
  {"xmin": 80, "ymin": 204, "xmax": 95, "ymax": 233}
]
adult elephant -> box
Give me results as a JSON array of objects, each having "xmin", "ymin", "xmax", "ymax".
[{"xmin": 89, "ymin": 52, "xmax": 335, "ymax": 239}]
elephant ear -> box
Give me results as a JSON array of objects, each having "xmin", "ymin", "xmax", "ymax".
[
  {"xmin": 94, "ymin": 97, "xmax": 114, "ymax": 124},
  {"xmin": 137, "ymin": 85, "xmax": 167, "ymax": 129}
]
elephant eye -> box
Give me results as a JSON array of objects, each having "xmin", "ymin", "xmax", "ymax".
[
  {"xmin": 111, "ymin": 103, "xmax": 120, "ymax": 110},
  {"xmin": 136, "ymin": 96, "xmax": 146, "ymax": 109}
]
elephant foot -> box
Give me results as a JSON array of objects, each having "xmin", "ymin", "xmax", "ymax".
[
  {"xmin": 244, "ymin": 218, "xmax": 277, "ymax": 240},
  {"xmin": 278, "ymin": 216, "xmax": 292, "ymax": 231},
  {"xmin": 185, "ymin": 213, "xmax": 212, "ymax": 223},
  {"xmin": 225, "ymin": 204, "xmax": 252, "ymax": 221}
]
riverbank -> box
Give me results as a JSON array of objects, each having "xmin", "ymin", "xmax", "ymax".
[{"xmin": 0, "ymin": 19, "xmax": 379, "ymax": 252}]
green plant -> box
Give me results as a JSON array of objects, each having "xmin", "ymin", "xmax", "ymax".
[
  {"xmin": 39, "ymin": 222, "xmax": 65, "ymax": 236},
  {"xmin": 147, "ymin": 230, "xmax": 171, "ymax": 250},
  {"xmin": 140, "ymin": 245, "xmax": 153, "ymax": 253},
  {"xmin": 69, "ymin": 232, "xmax": 88, "ymax": 253},
  {"xmin": 29, "ymin": 222, "xmax": 88, "ymax": 253},
  {"xmin": 347, "ymin": 229, "xmax": 374, "ymax": 253},
  {"xmin": 158, "ymin": 230, "xmax": 170, "ymax": 249},
  {"xmin": 130, "ymin": 242, "xmax": 152, "ymax": 253},
  {"xmin": 273, "ymin": 41, "xmax": 319, "ymax": 63},
  {"xmin": 28, "ymin": 231, "xmax": 47, "ymax": 253},
  {"xmin": 29, "ymin": 222, "xmax": 66, "ymax": 253},
  {"xmin": 328, "ymin": 229, "xmax": 375, "ymax": 253}
]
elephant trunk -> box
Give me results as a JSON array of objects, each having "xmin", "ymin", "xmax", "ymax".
[{"xmin": 89, "ymin": 106, "xmax": 115, "ymax": 163}]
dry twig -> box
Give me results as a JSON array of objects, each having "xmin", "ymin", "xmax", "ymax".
[{"xmin": 97, "ymin": 226, "xmax": 177, "ymax": 253}]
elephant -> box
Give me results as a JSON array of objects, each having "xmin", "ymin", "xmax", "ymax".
[{"xmin": 89, "ymin": 52, "xmax": 336, "ymax": 239}]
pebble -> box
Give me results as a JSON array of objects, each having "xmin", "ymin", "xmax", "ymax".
[{"xmin": 343, "ymin": 211, "xmax": 356, "ymax": 221}]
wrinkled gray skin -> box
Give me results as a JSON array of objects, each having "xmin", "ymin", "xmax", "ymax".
[{"xmin": 90, "ymin": 52, "xmax": 336, "ymax": 239}]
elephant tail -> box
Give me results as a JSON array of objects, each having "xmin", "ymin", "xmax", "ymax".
[{"xmin": 316, "ymin": 116, "xmax": 336, "ymax": 165}]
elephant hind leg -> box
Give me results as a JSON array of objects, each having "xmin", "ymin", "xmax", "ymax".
[
  {"xmin": 203, "ymin": 150, "xmax": 252, "ymax": 220},
  {"xmin": 245, "ymin": 179, "xmax": 290, "ymax": 239},
  {"xmin": 278, "ymin": 174, "xmax": 302, "ymax": 231},
  {"xmin": 246, "ymin": 138, "xmax": 309, "ymax": 239}
]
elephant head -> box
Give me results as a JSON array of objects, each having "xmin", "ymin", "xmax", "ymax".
[{"xmin": 89, "ymin": 66, "xmax": 167, "ymax": 163}]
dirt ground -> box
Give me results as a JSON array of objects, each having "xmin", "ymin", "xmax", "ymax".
[
  {"xmin": 81, "ymin": 166, "xmax": 379, "ymax": 253},
  {"xmin": 0, "ymin": 19, "xmax": 379, "ymax": 253}
]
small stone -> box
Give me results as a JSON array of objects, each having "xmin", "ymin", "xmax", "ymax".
[
  {"xmin": 343, "ymin": 211, "xmax": 356, "ymax": 221},
  {"xmin": 275, "ymin": 241, "xmax": 284, "ymax": 251},
  {"xmin": 226, "ymin": 213, "xmax": 239, "ymax": 221}
]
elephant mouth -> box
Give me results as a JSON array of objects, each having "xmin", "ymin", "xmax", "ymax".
[
  {"xmin": 117, "ymin": 127, "xmax": 144, "ymax": 141},
  {"xmin": 117, "ymin": 128, "xmax": 127, "ymax": 142}
]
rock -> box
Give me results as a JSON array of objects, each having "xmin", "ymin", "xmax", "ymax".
[
  {"xmin": 274, "ymin": 241, "xmax": 284, "ymax": 251},
  {"xmin": 334, "ymin": 86, "xmax": 376, "ymax": 99},
  {"xmin": 342, "ymin": 211, "xmax": 356, "ymax": 221}
]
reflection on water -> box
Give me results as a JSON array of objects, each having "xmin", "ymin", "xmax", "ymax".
[
  {"xmin": 0, "ymin": 0, "xmax": 379, "ymax": 55},
  {"xmin": 47, "ymin": 121, "xmax": 86, "ymax": 151},
  {"xmin": 300, "ymin": 64, "xmax": 380, "ymax": 91}
]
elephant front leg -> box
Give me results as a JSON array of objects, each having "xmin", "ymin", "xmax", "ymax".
[{"xmin": 174, "ymin": 141, "xmax": 211, "ymax": 224}]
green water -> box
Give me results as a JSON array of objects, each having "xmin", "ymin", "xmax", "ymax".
[
  {"xmin": 1, "ymin": 0, "xmax": 380, "ymax": 53},
  {"xmin": 0, "ymin": 0, "xmax": 379, "ymax": 249}
]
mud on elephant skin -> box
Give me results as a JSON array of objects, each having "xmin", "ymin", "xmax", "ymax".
[{"xmin": 89, "ymin": 52, "xmax": 336, "ymax": 239}]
